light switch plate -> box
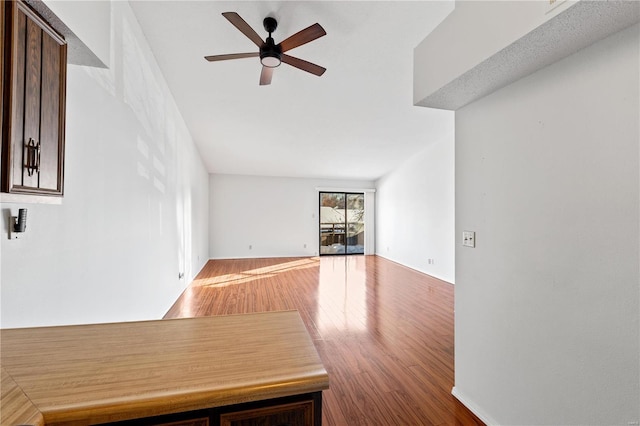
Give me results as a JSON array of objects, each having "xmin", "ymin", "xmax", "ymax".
[{"xmin": 462, "ymin": 231, "xmax": 475, "ymax": 248}]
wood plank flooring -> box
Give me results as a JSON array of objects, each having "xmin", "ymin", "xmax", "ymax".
[{"xmin": 164, "ymin": 255, "xmax": 484, "ymax": 425}]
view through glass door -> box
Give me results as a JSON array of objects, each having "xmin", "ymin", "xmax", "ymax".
[{"xmin": 319, "ymin": 192, "xmax": 365, "ymax": 255}]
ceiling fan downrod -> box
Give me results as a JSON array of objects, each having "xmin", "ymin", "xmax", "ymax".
[{"xmin": 261, "ymin": 17, "xmax": 282, "ymax": 67}]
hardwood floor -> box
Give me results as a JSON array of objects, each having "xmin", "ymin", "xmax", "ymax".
[{"xmin": 164, "ymin": 255, "xmax": 484, "ymax": 425}]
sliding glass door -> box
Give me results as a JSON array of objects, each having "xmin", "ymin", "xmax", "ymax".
[{"xmin": 319, "ymin": 192, "xmax": 365, "ymax": 255}]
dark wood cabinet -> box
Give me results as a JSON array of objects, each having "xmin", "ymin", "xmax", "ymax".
[
  {"xmin": 218, "ymin": 399, "xmax": 315, "ymax": 426},
  {"xmin": 1, "ymin": 3, "xmax": 4, "ymax": 151},
  {"xmin": 109, "ymin": 392, "xmax": 322, "ymax": 426},
  {"xmin": 1, "ymin": 0, "xmax": 66, "ymax": 196},
  {"xmin": 152, "ymin": 418, "xmax": 210, "ymax": 426}
]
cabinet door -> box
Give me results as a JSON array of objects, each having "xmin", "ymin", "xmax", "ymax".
[
  {"xmin": 1, "ymin": 2, "xmax": 4, "ymax": 144},
  {"xmin": 1, "ymin": 0, "xmax": 66, "ymax": 195},
  {"xmin": 38, "ymin": 18, "xmax": 65, "ymax": 192},
  {"xmin": 152, "ymin": 417, "xmax": 209, "ymax": 426},
  {"xmin": 219, "ymin": 400, "xmax": 314, "ymax": 426}
]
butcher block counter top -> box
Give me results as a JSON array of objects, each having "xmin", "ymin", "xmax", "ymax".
[
  {"xmin": 1, "ymin": 367, "xmax": 44, "ymax": 426},
  {"xmin": 0, "ymin": 311, "xmax": 329, "ymax": 425}
]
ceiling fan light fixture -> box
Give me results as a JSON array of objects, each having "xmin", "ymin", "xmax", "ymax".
[
  {"xmin": 260, "ymin": 53, "xmax": 281, "ymax": 68},
  {"xmin": 260, "ymin": 35, "xmax": 282, "ymax": 68}
]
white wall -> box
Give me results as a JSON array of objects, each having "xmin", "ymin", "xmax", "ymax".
[
  {"xmin": 375, "ymin": 128, "xmax": 455, "ymax": 283},
  {"xmin": 0, "ymin": 2, "xmax": 209, "ymax": 328},
  {"xmin": 209, "ymin": 174, "xmax": 374, "ymax": 259},
  {"xmin": 454, "ymin": 24, "xmax": 639, "ymax": 425}
]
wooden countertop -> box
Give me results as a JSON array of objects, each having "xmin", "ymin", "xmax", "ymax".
[
  {"xmin": 0, "ymin": 311, "xmax": 329, "ymax": 425},
  {"xmin": 1, "ymin": 368, "xmax": 44, "ymax": 426}
]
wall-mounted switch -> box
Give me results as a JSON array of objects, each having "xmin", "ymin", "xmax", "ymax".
[{"xmin": 462, "ymin": 231, "xmax": 476, "ymax": 248}]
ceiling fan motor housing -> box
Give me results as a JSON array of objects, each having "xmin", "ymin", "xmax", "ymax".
[
  {"xmin": 260, "ymin": 17, "xmax": 282, "ymax": 67},
  {"xmin": 260, "ymin": 36, "xmax": 282, "ymax": 67},
  {"xmin": 263, "ymin": 17, "xmax": 278, "ymax": 33}
]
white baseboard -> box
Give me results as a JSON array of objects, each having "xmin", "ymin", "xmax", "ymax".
[
  {"xmin": 374, "ymin": 252, "xmax": 454, "ymax": 284},
  {"xmin": 451, "ymin": 386, "xmax": 499, "ymax": 425}
]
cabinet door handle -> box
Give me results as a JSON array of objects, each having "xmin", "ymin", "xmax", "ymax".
[
  {"xmin": 25, "ymin": 138, "xmax": 41, "ymax": 176},
  {"xmin": 36, "ymin": 140, "xmax": 41, "ymax": 174}
]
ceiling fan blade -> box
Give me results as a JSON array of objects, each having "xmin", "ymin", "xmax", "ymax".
[
  {"xmin": 205, "ymin": 52, "xmax": 259, "ymax": 62},
  {"xmin": 260, "ymin": 66, "xmax": 273, "ymax": 85},
  {"xmin": 222, "ymin": 12, "xmax": 264, "ymax": 48},
  {"xmin": 281, "ymin": 54, "xmax": 326, "ymax": 77},
  {"xmin": 279, "ymin": 23, "xmax": 326, "ymax": 52}
]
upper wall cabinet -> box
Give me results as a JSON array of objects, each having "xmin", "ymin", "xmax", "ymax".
[{"xmin": 2, "ymin": 0, "xmax": 67, "ymax": 196}]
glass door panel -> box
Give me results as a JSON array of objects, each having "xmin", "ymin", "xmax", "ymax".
[
  {"xmin": 319, "ymin": 192, "xmax": 364, "ymax": 255},
  {"xmin": 346, "ymin": 193, "xmax": 365, "ymax": 254}
]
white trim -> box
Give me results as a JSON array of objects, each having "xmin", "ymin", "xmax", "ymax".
[
  {"xmin": 364, "ymin": 192, "xmax": 375, "ymax": 255},
  {"xmin": 1, "ymin": 193, "xmax": 63, "ymax": 204},
  {"xmin": 315, "ymin": 187, "xmax": 376, "ymax": 193},
  {"xmin": 451, "ymin": 386, "xmax": 499, "ymax": 425}
]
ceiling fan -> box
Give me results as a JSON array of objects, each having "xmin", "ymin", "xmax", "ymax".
[{"xmin": 204, "ymin": 12, "xmax": 327, "ymax": 85}]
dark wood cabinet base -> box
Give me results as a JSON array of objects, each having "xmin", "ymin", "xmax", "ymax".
[{"xmin": 109, "ymin": 392, "xmax": 323, "ymax": 426}]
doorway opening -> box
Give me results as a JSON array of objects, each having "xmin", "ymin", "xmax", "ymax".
[{"xmin": 319, "ymin": 192, "xmax": 365, "ymax": 255}]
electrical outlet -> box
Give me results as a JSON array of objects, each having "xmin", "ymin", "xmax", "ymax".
[
  {"xmin": 249, "ymin": 244, "xmax": 252, "ymax": 250},
  {"xmin": 462, "ymin": 231, "xmax": 475, "ymax": 248}
]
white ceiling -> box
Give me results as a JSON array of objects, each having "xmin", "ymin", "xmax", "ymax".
[{"xmin": 129, "ymin": 1, "xmax": 454, "ymax": 181}]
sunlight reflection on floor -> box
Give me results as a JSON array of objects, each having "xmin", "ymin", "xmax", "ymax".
[
  {"xmin": 316, "ymin": 256, "xmax": 368, "ymax": 333},
  {"xmin": 191, "ymin": 257, "xmax": 320, "ymax": 288}
]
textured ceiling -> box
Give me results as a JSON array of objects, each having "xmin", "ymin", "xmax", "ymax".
[{"xmin": 129, "ymin": 1, "xmax": 454, "ymax": 181}]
